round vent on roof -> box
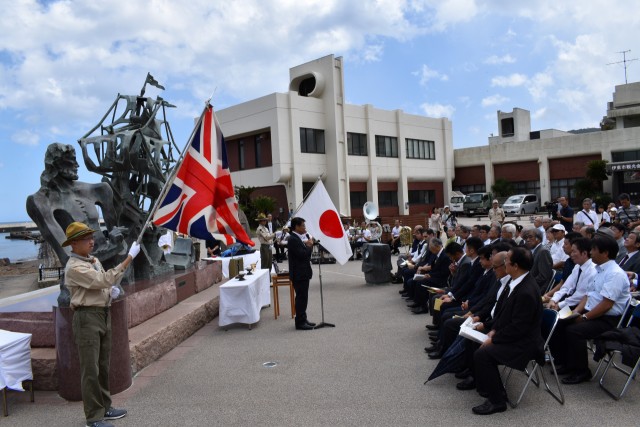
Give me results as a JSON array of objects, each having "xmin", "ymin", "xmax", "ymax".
[{"xmin": 289, "ymin": 72, "xmax": 325, "ymax": 98}]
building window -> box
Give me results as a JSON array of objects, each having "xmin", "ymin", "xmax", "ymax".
[
  {"xmin": 550, "ymin": 178, "xmax": 578, "ymax": 204},
  {"xmin": 454, "ymin": 184, "xmax": 486, "ymax": 193},
  {"xmin": 612, "ymin": 150, "xmax": 640, "ymax": 162},
  {"xmin": 408, "ymin": 190, "xmax": 436, "ymax": 204},
  {"xmin": 375, "ymin": 135, "xmax": 398, "ymax": 158},
  {"xmin": 347, "ymin": 132, "xmax": 367, "ymax": 156},
  {"xmin": 378, "ymin": 190, "xmax": 398, "ymax": 207},
  {"xmin": 300, "ymin": 128, "xmax": 325, "ymax": 153},
  {"xmin": 238, "ymin": 140, "xmax": 245, "ymax": 170},
  {"xmin": 350, "ymin": 191, "xmax": 367, "ymax": 208},
  {"xmin": 406, "ymin": 138, "xmax": 435, "ymax": 160},
  {"xmin": 501, "ymin": 118, "xmax": 514, "ymax": 137},
  {"xmin": 254, "ymin": 135, "xmax": 262, "ymax": 168},
  {"xmin": 510, "ymin": 180, "xmax": 541, "ymax": 198}
]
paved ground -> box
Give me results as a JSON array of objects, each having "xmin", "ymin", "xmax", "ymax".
[{"xmin": 5, "ymin": 216, "xmax": 638, "ymax": 426}]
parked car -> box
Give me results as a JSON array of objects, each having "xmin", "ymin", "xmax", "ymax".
[
  {"xmin": 502, "ymin": 194, "xmax": 540, "ymax": 216},
  {"xmin": 463, "ymin": 192, "xmax": 493, "ymax": 216},
  {"xmin": 450, "ymin": 191, "xmax": 465, "ymax": 214}
]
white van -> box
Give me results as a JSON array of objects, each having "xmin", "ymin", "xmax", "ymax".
[
  {"xmin": 450, "ymin": 191, "xmax": 465, "ymax": 214},
  {"xmin": 502, "ymin": 194, "xmax": 540, "ymax": 216}
]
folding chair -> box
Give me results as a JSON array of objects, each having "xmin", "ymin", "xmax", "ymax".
[
  {"xmin": 503, "ymin": 308, "xmax": 565, "ymax": 407},
  {"xmin": 596, "ymin": 300, "xmax": 640, "ymax": 400},
  {"xmin": 543, "ymin": 274, "xmax": 556, "ymax": 295},
  {"xmin": 591, "ymin": 297, "xmax": 636, "ymax": 379}
]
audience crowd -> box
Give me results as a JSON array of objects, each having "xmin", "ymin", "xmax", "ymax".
[{"xmin": 388, "ymin": 192, "xmax": 640, "ymax": 415}]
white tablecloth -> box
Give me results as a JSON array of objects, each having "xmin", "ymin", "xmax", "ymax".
[
  {"xmin": 0, "ymin": 329, "xmax": 32, "ymax": 391},
  {"xmin": 205, "ymin": 252, "xmax": 262, "ymax": 278},
  {"xmin": 218, "ymin": 269, "xmax": 271, "ymax": 327}
]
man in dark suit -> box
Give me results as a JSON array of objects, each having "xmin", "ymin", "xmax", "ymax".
[
  {"xmin": 288, "ymin": 217, "xmax": 315, "ymax": 331},
  {"xmin": 523, "ymin": 227, "xmax": 554, "ymax": 294},
  {"xmin": 617, "ymin": 230, "xmax": 640, "ymax": 274},
  {"xmin": 468, "ymin": 247, "xmax": 544, "ymax": 415},
  {"xmin": 409, "ymin": 238, "xmax": 451, "ymax": 314}
]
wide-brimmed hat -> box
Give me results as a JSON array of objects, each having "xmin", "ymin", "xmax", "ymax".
[
  {"xmin": 551, "ymin": 224, "xmax": 566, "ymax": 232},
  {"xmin": 61, "ymin": 222, "xmax": 97, "ymax": 247},
  {"xmin": 255, "ymin": 213, "xmax": 268, "ymax": 221}
]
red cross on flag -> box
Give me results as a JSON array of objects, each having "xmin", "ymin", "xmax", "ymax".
[{"xmin": 295, "ymin": 181, "xmax": 352, "ymax": 265}]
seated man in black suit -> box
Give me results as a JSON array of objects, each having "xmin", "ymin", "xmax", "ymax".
[
  {"xmin": 522, "ymin": 227, "xmax": 554, "ymax": 294},
  {"xmin": 465, "ymin": 247, "xmax": 544, "ymax": 415},
  {"xmin": 393, "ymin": 226, "xmax": 424, "ymax": 283},
  {"xmin": 408, "ymin": 238, "xmax": 451, "ymax": 314},
  {"xmin": 426, "ymin": 245, "xmax": 496, "ymax": 357},
  {"xmin": 429, "ymin": 237, "xmax": 485, "ymax": 332}
]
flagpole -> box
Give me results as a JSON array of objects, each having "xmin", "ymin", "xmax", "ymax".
[
  {"xmin": 313, "ymin": 240, "xmax": 335, "ymax": 329},
  {"xmin": 291, "ymin": 175, "xmax": 324, "ymax": 217},
  {"xmin": 134, "ymin": 102, "xmax": 211, "ymax": 244}
]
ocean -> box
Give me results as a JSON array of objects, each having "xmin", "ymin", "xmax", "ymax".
[{"xmin": 0, "ymin": 233, "xmax": 40, "ymax": 261}]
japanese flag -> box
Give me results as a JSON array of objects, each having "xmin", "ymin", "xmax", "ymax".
[{"xmin": 295, "ymin": 181, "xmax": 353, "ymax": 265}]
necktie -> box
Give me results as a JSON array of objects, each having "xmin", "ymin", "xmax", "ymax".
[
  {"xmin": 619, "ymin": 255, "xmax": 629, "ymax": 267},
  {"xmin": 567, "ymin": 267, "xmax": 582, "ymax": 297},
  {"xmin": 492, "ymin": 279, "xmax": 512, "ymax": 318}
]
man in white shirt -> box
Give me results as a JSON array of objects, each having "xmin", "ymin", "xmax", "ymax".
[
  {"xmin": 547, "ymin": 237, "xmax": 596, "ymax": 310},
  {"xmin": 390, "ymin": 219, "xmax": 401, "ymax": 255},
  {"xmin": 550, "ymin": 224, "xmax": 569, "ymax": 269},
  {"xmin": 575, "ymin": 198, "xmax": 598, "ymax": 230},
  {"xmin": 553, "ymin": 235, "xmax": 631, "ymax": 384}
]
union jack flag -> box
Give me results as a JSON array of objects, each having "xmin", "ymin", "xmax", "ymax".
[{"xmin": 152, "ymin": 105, "xmax": 254, "ymax": 246}]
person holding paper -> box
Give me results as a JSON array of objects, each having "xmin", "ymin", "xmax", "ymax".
[
  {"xmin": 546, "ymin": 237, "xmax": 595, "ymax": 311},
  {"xmin": 468, "ymin": 247, "xmax": 544, "ymax": 415},
  {"xmin": 552, "ymin": 234, "xmax": 630, "ymax": 385}
]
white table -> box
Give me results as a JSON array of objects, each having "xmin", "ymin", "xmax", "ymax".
[
  {"xmin": 218, "ymin": 269, "xmax": 271, "ymax": 328},
  {"xmin": 0, "ymin": 330, "xmax": 32, "ymax": 391},
  {"xmin": 205, "ymin": 252, "xmax": 262, "ymax": 278}
]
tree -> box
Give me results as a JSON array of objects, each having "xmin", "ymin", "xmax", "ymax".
[
  {"xmin": 573, "ymin": 159, "xmax": 610, "ymax": 207},
  {"xmin": 491, "ymin": 178, "xmax": 514, "ymax": 197}
]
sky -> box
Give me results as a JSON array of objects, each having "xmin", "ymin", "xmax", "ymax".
[{"xmin": 1, "ymin": 0, "xmax": 638, "ymax": 222}]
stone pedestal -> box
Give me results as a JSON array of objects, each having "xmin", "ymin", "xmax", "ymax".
[{"xmin": 55, "ymin": 298, "xmax": 132, "ymax": 401}]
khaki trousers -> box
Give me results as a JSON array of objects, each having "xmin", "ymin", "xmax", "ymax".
[{"xmin": 73, "ymin": 307, "xmax": 112, "ymax": 423}]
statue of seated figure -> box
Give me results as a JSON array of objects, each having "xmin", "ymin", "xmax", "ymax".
[{"xmin": 27, "ymin": 143, "xmax": 128, "ymax": 304}]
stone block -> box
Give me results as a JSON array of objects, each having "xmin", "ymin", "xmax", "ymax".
[
  {"xmin": 0, "ymin": 312, "xmax": 55, "ymax": 347},
  {"xmin": 194, "ymin": 260, "xmax": 221, "ymax": 292},
  {"xmin": 126, "ymin": 278, "xmax": 177, "ymax": 328}
]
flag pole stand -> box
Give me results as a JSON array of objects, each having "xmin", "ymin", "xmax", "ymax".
[{"xmin": 313, "ymin": 241, "xmax": 334, "ymax": 329}]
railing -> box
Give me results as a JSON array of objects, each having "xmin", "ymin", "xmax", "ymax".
[{"xmin": 38, "ymin": 265, "xmax": 63, "ymax": 282}]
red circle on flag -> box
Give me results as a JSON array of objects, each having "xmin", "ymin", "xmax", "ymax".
[{"xmin": 319, "ymin": 210, "xmax": 344, "ymax": 238}]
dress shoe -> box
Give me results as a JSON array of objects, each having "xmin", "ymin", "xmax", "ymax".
[
  {"xmin": 472, "ymin": 399, "xmax": 507, "ymax": 415},
  {"xmin": 455, "ymin": 368, "xmax": 472, "ymax": 379},
  {"xmin": 424, "ymin": 344, "xmax": 439, "ymax": 353},
  {"xmin": 456, "ymin": 377, "xmax": 476, "ymax": 390},
  {"xmin": 407, "ymin": 303, "xmax": 420, "ymax": 308},
  {"xmin": 428, "ymin": 350, "xmax": 443, "ymax": 359},
  {"xmin": 399, "ymin": 289, "xmax": 407, "ymax": 294},
  {"xmin": 426, "ymin": 324, "xmax": 439, "ymax": 331},
  {"xmin": 305, "ymin": 320, "xmax": 316, "ymax": 327},
  {"xmin": 428, "ymin": 331, "xmax": 439, "ymax": 337},
  {"xmin": 429, "ymin": 337, "xmax": 439, "ymax": 344},
  {"xmin": 295, "ymin": 323, "xmax": 314, "ymax": 331},
  {"xmin": 412, "ymin": 308, "xmax": 428, "ymax": 314},
  {"xmin": 561, "ymin": 370, "xmax": 591, "ymax": 385},
  {"xmin": 554, "ymin": 365, "xmax": 571, "ymax": 376}
]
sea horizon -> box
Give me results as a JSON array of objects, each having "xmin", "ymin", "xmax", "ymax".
[{"xmin": 0, "ymin": 232, "xmax": 40, "ymax": 261}]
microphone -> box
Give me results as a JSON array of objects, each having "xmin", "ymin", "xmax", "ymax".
[{"xmin": 306, "ymin": 234, "xmax": 319, "ymax": 245}]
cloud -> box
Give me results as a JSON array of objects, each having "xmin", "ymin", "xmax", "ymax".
[
  {"xmin": 425, "ymin": 0, "xmax": 480, "ymax": 31},
  {"xmin": 491, "ymin": 73, "xmax": 528, "ymax": 87},
  {"xmin": 481, "ymin": 94, "xmax": 509, "ymax": 107},
  {"xmin": 527, "ymin": 72, "xmax": 553, "ymax": 100},
  {"xmin": 532, "ymin": 107, "xmax": 547, "ymax": 120},
  {"xmin": 484, "ymin": 54, "xmax": 516, "ymax": 65},
  {"xmin": 420, "ymin": 102, "xmax": 455, "ymax": 118},
  {"xmin": 413, "ymin": 64, "xmax": 449, "ymax": 87},
  {"xmin": 12, "ymin": 130, "xmax": 40, "ymax": 146}
]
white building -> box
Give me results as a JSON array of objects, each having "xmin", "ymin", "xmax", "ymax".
[
  {"xmin": 219, "ymin": 54, "xmax": 640, "ymax": 221},
  {"xmin": 217, "ymin": 54, "xmax": 454, "ymax": 221},
  {"xmin": 454, "ymin": 83, "xmax": 640, "ymax": 205}
]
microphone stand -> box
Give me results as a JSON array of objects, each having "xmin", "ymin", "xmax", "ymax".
[{"xmin": 313, "ymin": 240, "xmax": 335, "ymax": 329}]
